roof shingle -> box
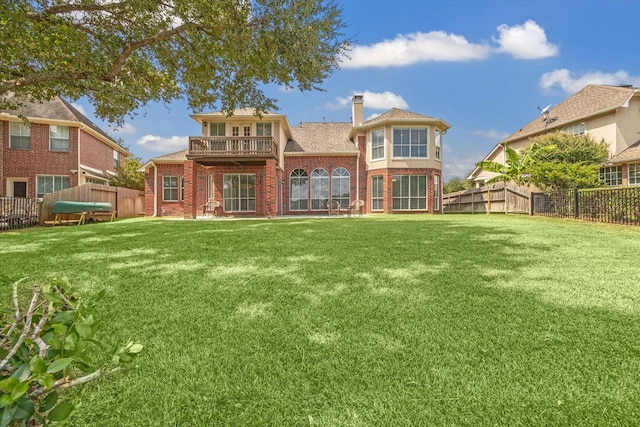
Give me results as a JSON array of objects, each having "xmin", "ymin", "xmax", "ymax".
[{"xmin": 286, "ymin": 122, "xmax": 356, "ymax": 153}]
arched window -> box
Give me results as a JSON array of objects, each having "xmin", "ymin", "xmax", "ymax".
[
  {"xmin": 310, "ymin": 168, "xmax": 329, "ymax": 210},
  {"xmin": 331, "ymin": 167, "xmax": 350, "ymax": 209},
  {"xmin": 290, "ymin": 169, "xmax": 308, "ymax": 210}
]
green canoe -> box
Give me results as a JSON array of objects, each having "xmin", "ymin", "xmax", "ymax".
[{"xmin": 51, "ymin": 201, "xmax": 113, "ymax": 214}]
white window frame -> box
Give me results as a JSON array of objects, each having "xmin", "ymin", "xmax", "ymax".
[
  {"xmin": 434, "ymin": 175, "xmax": 440, "ymax": 210},
  {"xmin": 310, "ymin": 168, "xmax": 329, "ymax": 211},
  {"xmin": 223, "ymin": 174, "xmax": 256, "ymax": 212},
  {"xmin": 9, "ymin": 122, "xmax": 31, "ymax": 150},
  {"xmin": 113, "ymin": 149, "xmax": 120, "ymax": 170},
  {"xmin": 392, "ymin": 127, "xmax": 428, "ymax": 158},
  {"xmin": 49, "ymin": 125, "xmax": 70, "ymax": 152},
  {"xmin": 256, "ymin": 122, "xmax": 272, "ymax": 136},
  {"xmin": 331, "ymin": 167, "xmax": 350, "ymax": 209},
  {"xmin": 629, "ymin": 163, "xmax": 640, "ymax": 186},
  {"xmin": 36, "ymin": 175, "xmax": 69, "ymax": 198},
  {"xmin": 163, "ymin": 176, "xmax": 181, "ymax": 202},
  {"xmin": 564, "ymin": 123, "xmax": 585, "ymax": 136},
  {"xmin": 289, "ymin": 169, "xmax": 308, "ymax": 211},
  {"xmin": 600, "ymin": 166, "xmax": 622, "ymax": 186},
  {"xmin": 371, "ymin": 175, "xmax": 384, "ymax": 211},
  {"xmin": 371, "ymin": 129, "xmax": 385, "ymax": 161},
  {"xmin": 435, "ymin": 130, "xmax": 442, "ymax": 161},
  {"xmin": 393, "ymin": 175, "xmax": 428, "ymax": 210},
  {"xmin": 209, "ymin": 123, "xmax": 225, "ymax": 136}
]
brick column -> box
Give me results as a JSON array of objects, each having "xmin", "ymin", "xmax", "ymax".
[
  {"xmin": 384, "ymin": 171, "xmax": 394, "ymax": 214},
  {"xmin": 265, "ymin": 159, "xmax": 277, "ymax": 217},
  {"xmin": 183, "ymin": 160, "xmax": 198, "ymax": 219}
]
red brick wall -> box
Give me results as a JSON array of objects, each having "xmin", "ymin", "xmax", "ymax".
[
  {"xmin": 1, "ymin": 121, "xmax": 79, "ymax": 197},
  {"xmin": 0, "ymin": 121, "xmax": 5, "ymax": 195},
  {"xmin": 80, "ymin": 131, "xmax": 126, "ymax": 174},
  {"xmin": 282, "ymin": 155, "xmax": 359, "ymax": 215}
]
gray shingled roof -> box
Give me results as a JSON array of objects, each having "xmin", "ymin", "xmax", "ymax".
[
  {"xmin": 150, "ymin": 150, "xmax": 188, "ymax": 162},
  {"xmin": 363, "ymin": 108, "xmax": 435, "ymax": 125},
  {"xmin": 286, "ymin": 122, "xmax": 357, "ymax": 153},
  {"xmin": 1, "ymin": 96, "xmax": 120, "ymax": 146},
  {"xmin": 503, "ymin": 84, "xmax": 637, "ymax": 143}
]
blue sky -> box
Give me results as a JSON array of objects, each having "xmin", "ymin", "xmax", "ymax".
[{"xmin": 74, "ymin": 0, "xmax": 640, "ymax": 180}]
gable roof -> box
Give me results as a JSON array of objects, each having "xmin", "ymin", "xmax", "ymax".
[
  {"xmin": 502, "ymin": 84, "xmax": 637, "ymax": 144},
  {"xmin": 364, "ymin": 108, "xmax": 435, "ymax": 124},
  {"xmin": 285, "ymin": 122, "xmax": 357, "ymax": 154},
  {"xmin": 0, "ymin": 95, "xmax": 129, "ymax": 154}
]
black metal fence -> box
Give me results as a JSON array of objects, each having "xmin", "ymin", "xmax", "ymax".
[
  {"xmin": 0, "ymin": 197, "xmax": 40, "ymax": 231},
  {"xmin": 531, "ymin": 187, "xmax": 640, "ymax": 225}
]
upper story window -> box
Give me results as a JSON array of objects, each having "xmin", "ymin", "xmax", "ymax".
[
  {"xmin": 435, "ymin": 130, "xmax": 442, "ymax": 161},
  {"xmin": 371, "ymin": 129, "xmax": 384, "ymax": 161},
  {"xmin": 50, "ymin": 125, "xmax": 70, "ymax": 152},
  {"xmin": 10, "ymin": 122, "xmax": 31, "ymax": 150},
  {"xmin": 393, "ymin": 127, "xmax": 427, "ymax": 158},
  {"xmin": 209, "ymin": 123, "xmax": 225, "ymax": 136},
  {"xmin": 232, "ymin": 125, "xmax": 251, "ymax": 137},
  {"xmin": 256, "ymin": 122, "xmax": 272, "ymax": 136},
  {"xmin": 113, "ymin": 149, "xmax": 120, "ymax": 169},
  {"xmin": 564, "ymin": 123, "xmax": 585, "ymax": 136}
]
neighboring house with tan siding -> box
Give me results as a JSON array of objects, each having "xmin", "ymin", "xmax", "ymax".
[
  {"xmin": 469, "ymin": 84, "xmax": 640, "ymax": 187},
  {"xmin": 0, "ymin": 96, "xmax": 130, "ymax": 198},
  {"xmin": 141, "ymin": 95, "xmax": 451, "ymax": 217}
]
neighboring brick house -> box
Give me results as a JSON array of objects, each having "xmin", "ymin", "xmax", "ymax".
[
  {"xmin": 142, "ymin": 95, "xmax": 451, "ymax": 217},
  {"xmin": 469, "ymin": 84, "xmax": 640, "ymax": 187},
  {"xmin": 0, "ymin": 96, "xmax": 130, "ymax": 198}
]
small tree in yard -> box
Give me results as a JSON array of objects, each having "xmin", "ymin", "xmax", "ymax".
[
  {"xmin": 0, "ymin": 278, "xmax": 143, "ymax": 426},
  {"xmin": 522, "ymin": 132, "xmax": 610, "ymax": 191},
  {"xmin": 443, "ymin": 176, "xmax": 474, "ymax": 194},
  {"xmin": 109, "ymin": 158, "xmax": 145, "ymax": 191}
]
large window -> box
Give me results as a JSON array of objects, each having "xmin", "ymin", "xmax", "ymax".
[
  {"xmin": 50, "ymin": 125, "xmax": 70, "ymax": 152},
  {"xmin": 435, "ymin": 130, "xmax": 442, "ymax": 161},
  {"xmin": 393, "ymin": 127, "xmax": 427, "ymax": 158},
  {"xmin": 629, "ymin": 164, "xmax": 640, "ymax": 186},
  {"xmin": 10, "ymin": 122, "xmax": 31, "ymax": 149},
  {"xmin": 331, "ymin": 168, "xmax": 350, "ymax": 208},
  {"xmin": 163, "ymin": 176, "xmax": 182, "ymax": 201},
  {"xmin": 209, "ymin": 123, "xmax": 225, "ymax": 136},
  {"xmin": 371, "ymin": 176, "xmax": 384, "ymax": 211},
  {"xmin": 223, "ymin": 174, "xmax": 255, "ymax": 212},
  {"xmin": 393, "ymin": 175, "xmax": 427, "ymax": 210},
  {"xmin": 371, "ymin": 129, "xmax": 384, "ymax": 161},
  {"xmin": 310, "ymin": 168, "xmax": 329, "ymax": 210},
  {"xmin": 290, "ymin": 169, "xmax": 308, "ymax": 210},
  {"xmin": 37, "ymin": 175, "xmax": 69, "ymax": 198},
  {"xmin": 600, "ymin": 166, "xmax": 622, "ymax": 186}
]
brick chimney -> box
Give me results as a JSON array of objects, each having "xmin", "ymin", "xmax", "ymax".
[{"xmin": 352, "ymin": 95, "xmax": 364, "ymax": 127}]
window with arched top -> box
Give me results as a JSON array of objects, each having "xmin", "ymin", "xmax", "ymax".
[
  {"xmin": 331, "ymin": 168, "xmax": 350, "ymax": 209},
  {"xmin": 310, "ymin": 168, "xmax": 329, "ymax": 210},
  {"xmin": 290, "ymin": 169, "xmax": 308, "ymax": 210}
]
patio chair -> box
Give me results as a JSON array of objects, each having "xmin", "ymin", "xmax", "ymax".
[
  {"xmin": 348, "ymin": 199, "xmax": 365, "ymax": 217},
  {"xmin": 202, "ymin": 199, "xmax": 221, "ymax": 217},
  {"xmin": 327, "ymin": 200, "xmax": 340, "ymax": 217}
]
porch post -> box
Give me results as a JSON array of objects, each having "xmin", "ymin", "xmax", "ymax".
[
  {"xmin": 184, "ymin": 160, "xmax": 198, "ymax": 219},
  {"xmin": 265, "ymin": 159, "xmax": 277, "ymax": 217}
]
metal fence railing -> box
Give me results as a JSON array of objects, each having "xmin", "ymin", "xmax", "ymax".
[
  {"xmin": 0, "ymin": 197, "xmax": 40, "ymax": 231},
  {"xmin": 531, "ymin": 186, "xmax": 640, "ymax": 225}
]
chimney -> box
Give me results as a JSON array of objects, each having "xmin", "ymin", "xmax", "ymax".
[{"xmin": 352, "ymin": 95, "xmax": 364, "ymax": 127}]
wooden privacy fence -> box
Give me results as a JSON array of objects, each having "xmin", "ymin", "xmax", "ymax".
[
  {"xmin": 40, "ymin": 184, "xmax": 144, "ymax": 222},
  {"xmin": 443, "ymin": 182, "xmax": 531, "ymax": 214}
]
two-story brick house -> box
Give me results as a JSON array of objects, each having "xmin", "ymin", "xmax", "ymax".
[
  {"xmin": 1, "ymin": 96, "xmax": 131, "ymax": 198},
  {"xmin": 142, "ymin": 95, "xmax": 450, "ymax": 217}
]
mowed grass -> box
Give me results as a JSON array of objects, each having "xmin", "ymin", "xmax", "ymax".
[{"xmin": 2, "ymin": 215, "xmax": 640, "ymax": 426}]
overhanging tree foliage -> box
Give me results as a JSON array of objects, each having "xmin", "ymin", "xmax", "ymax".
[
  {"xmin": 0, "ymin": 0, "xmax": 351, "ymax": 125},
  {"xmin": 522, "ymin": 132, "xmax": 610, "ymax": 191},
  {"xmin": 109, "ymin": 158, "xmax": 145, "ymax": 191}
]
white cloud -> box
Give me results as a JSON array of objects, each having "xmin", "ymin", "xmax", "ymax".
[
  {"xmin": 111, "ymin": 123, "xmax": 137, "ymax": 135},
  {"xmin": 442, "ymin": 153, "xmax": 481, "ymax": 181},
  {"xmin": 327, "ymin": 90, "xmax": 409, "ymax": 111},
  {"xmin": 136, "ymin": 134, "xmax": 188, "ymax": 153},
  {"xmin": 474, "ymin": 129, "xmax": 510, "ymax": 140},
  {"xmin": 343, "ymin": 31, "xmax": 490, "ymax": 68},
  {"xmin": 539, "ymin": 68, "xmax": 640, "ymax": 94},
  {"xmin": 494, "ymin": 20, "xmax": 558, "ymax": 59}
]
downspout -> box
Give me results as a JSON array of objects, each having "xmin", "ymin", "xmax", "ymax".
[
  {"xmin": 77, "ymin": 127, "xmax": 81, "ymax": 186},
  {"xmin": 356, "ymin": 141, "xmax": 360, "ymax": 203}
]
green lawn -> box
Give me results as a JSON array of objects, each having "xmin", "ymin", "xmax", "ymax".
[{"xmin": 2, "ymin": 215, "xmax": 640, "ymax": 426}]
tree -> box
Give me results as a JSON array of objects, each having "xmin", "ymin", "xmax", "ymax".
[
  {"xmin": 522, "ymin": 132, "xmax": 609, "ymax": 191},
  {"xmin": 443, "ymin": 176, "xmax": 473, "ymax": 194},
  {"xmin": 0, "ymin": 278, "xmax": 143, "ymax": 426},
  {"xmin": 0, "ymin": 1, "xmax": 350, "ymax": 125},
  {"xmin": 109, "ymin": 158, "xmax": 145, "ymax": 191},
  {"xmin": 475, "ymin": 144, "xmax": 551, "ymax": 186}
]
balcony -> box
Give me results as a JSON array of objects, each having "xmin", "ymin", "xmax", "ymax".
[{"xmin": 187, "ymin": 136, "xmax": 277, "ymax": 165}]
